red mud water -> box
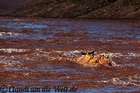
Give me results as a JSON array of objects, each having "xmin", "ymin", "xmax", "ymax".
[{"xmin": 0, "ymin": 18, "xmax": 140, "ymax": 93}]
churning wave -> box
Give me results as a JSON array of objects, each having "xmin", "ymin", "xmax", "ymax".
[
  {"xmin": 0, "ymin": 48, "xmax": 139, "ymax": 60},
  {"xmin": 0, "ymin": 49, "xmax": 138, "ymax": 66}
]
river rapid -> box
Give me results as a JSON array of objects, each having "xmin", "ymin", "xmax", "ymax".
[{"xmin": 0, "ymin": 18, "xmax": 140, "ymax": 93}]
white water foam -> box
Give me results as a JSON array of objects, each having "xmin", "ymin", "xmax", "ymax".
[
  {"xmin": 0, "ymin": 48, "xmax": 30, "ymax": 53},
  {"xmin": 0, "ymin": 49, "xmax": 139, "ymax": 68},
  {"xmin": 96, "ymin": 76, "xmax": 140, "ymax": 87},
  {"xmin": 0, "ymin": 32, "xmax": 20, "ymax": 37},
  {"xmin": 111, "ymin": 77, "xmax": 140, "ymax": 87},
  {"xmin": 106, "ymin": 52, "xmax": 140, "ymax": 58}
]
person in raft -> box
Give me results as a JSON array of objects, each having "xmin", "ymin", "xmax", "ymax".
[{"xmin": 76, "ymin": 51, "xmax": 112, "ymax": 67}]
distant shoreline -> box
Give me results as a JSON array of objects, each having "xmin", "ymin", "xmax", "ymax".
[{"xmin": 0, "ymin": 16, "xmax": 140, "ymax": 20}]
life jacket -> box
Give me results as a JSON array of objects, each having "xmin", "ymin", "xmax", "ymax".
[
  {"xmin": 76, "ymin": 53, "xmax": 98, "ymax": 66},
  {"xmin": 76, "ymin": 53, "xmax": 112, "ymax": 67}
]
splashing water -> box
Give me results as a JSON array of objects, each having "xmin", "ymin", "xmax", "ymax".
[{"xmin": 0, "ymin": 18, "xmax": 140, "ymax": 93}]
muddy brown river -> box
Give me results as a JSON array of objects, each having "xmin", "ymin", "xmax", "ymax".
[{"xmin": 0, "ymin": 18, "xmax": 140, "ymax": 93}]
